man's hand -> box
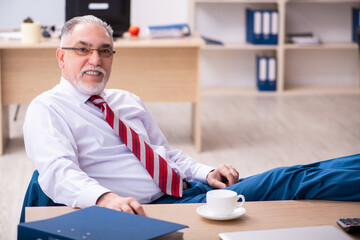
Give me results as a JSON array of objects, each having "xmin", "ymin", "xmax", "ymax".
[
  {"xmin": 96, "ymin": 192, "xmax": 146, "ymax": 216},
  {"xmin": 206, "ymin": 164, "xmax": 239, "ymax": 189}
]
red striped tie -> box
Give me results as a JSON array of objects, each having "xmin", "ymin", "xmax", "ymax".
[{"xmin": 89, "ymin": 95, "xmax": 183, "ymax": 197}]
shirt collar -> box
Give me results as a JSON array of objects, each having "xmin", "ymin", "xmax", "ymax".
[{"xmin": 59, "ymin": 77, "xmax": 105, "ymax": 103}]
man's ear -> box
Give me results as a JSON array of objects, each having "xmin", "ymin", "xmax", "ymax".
[{"xmin": 56, "ymin": 48, "xmax": 65, "ymax": 69}]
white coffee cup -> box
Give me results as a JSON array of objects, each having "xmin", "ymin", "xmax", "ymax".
[{"xmin": 206, "ymin": 189, "xmax": 245, "ymax": 216}]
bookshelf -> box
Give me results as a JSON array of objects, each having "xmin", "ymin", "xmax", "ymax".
[{"xmin": 189, "ymin": 0, "xmax": 360, "ymax": 95}]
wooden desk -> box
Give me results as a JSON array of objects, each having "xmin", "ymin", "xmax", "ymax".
[
  {"xmin": 25, "ymin": 200, "xmax": 360, "ymax": 240},
  {"xmin": 0, "ymin": 36, "xmax": 204, "ymax": 154}
]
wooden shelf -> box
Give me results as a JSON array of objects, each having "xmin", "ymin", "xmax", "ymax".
[
  {"xmin": 190, "ymin": 0, "xmax": 360, "ymax": 95},
  {"xmin": 284, "ymin": 42, "xmax": 358, "ymax": 50},
  {"xmin": 201, "ymin": 86, "xmax": 360, "ymax": 96},
  {"xmin": 283, "ymin": 86, "xmax": 360, "ymax": 95},
  {"xmin": 202, "ymin": 43, "xmax": 278, "ymax": 50}
]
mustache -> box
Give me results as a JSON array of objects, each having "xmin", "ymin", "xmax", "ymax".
[{"xmin": 80, "ymin": 66, "xmax": 106, "ymax": 76}]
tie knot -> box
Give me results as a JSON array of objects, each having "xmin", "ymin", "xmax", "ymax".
[{"xmin": 89, "ymin": 95, "xmax": 106, "ymax": 110}]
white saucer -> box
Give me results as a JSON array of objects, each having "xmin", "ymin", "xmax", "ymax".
[{"xmin": 196, "ymin": 205, "xmax": 246, "ymax": 220}]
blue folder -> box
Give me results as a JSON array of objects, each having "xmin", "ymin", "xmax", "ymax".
[
  {"xmin": 256, "ymin": 56, "xmax": 277, "ymax": 91},
  {"xmin": 269, "ymin": 10, "xmax": 279, "ymax": 45},
  {"xmin": 267, "ymin": 56, "xmax": 277, "ymax": 91},
  {"xmin": 18, "ymin": 206, "xmax": 188, "ymax": 240},
  {"xmin": 246, "ymin": 9, "xmax": 263, "ymax": 45},
  {"xmin": 352, "ymin": 8, "xmax": 360, "ymax": 43},
  {"xmin": 247, "ymin": 9, "xmax": 278, "ymax": 45},
  {"xmin": 256, "ymin": 56, "xmax": 268, "ymax": 91}
]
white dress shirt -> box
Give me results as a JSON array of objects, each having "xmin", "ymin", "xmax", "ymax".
[{"xmin": 23, "ymin": 78, "xmax": 214, "ymax": 208}]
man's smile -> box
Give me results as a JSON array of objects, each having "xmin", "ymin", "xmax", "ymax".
[{"xmin": 84, "ymin": 70, "xmax": 102, "ymax": 76}]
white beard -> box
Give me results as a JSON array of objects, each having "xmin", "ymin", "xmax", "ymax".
[
  {"xmin": 74, "ymin": 66, "xmax": 108, "ymax": 95},
  {"xmin": 74, "ymin": 76, "xmax": 108, "ymax": 95}
]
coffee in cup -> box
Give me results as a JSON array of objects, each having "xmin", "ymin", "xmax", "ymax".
[{"xmin": 206, "ymin": 189, "xmax": 245, "ymax": 216}]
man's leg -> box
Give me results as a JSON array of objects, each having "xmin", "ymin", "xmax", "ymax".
[
  {"xmin": 226, "ymin": 166, "xmax": 360, "ymax": 201},
  {"xmin": 296, "ymin": 153, "xmax": 360, "ymax": 170},
  {"xmin": 155, "ymin": 155, "xmax": 360, "ymax": 204}
]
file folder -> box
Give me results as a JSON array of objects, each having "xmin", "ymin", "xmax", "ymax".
[
  {"xmin": 352, "ymin": 8, "xmax": 360, "ymax": 43},
  {"xmin": 246, "ymin": 9, "xmax": 278, "ymax": 45},
  {"xmin": 257, "ymin": 56, "xmax": 268, "ymax": 91},
  {"xmin": 262, "ymin": 10, "xmax": 271, "ymax": 44},
  {"xmin": 256, "ymin": 56, "xmax": 277, "ymax": 91},
  {"xmin": 270, "ymin": 10, "xmax": 279, "ymax": 45},
  {"xmin": 18, "ymin": 206, "xmax": 188, "ymax": 240},
  {"xmin": 246, "ymin": 9, "xmax": 262, "ymax": 45},
  {"xmin": 268, "ymin": 56, "xmax": 277, "ymax": 91}
]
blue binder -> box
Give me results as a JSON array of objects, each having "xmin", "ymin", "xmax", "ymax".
[
  {"xmin": 256, "ymin": 56, "xmax": 277, "ymax": 91},
  {"xmin": 352, "ymin": 8, "xmax": 360, "ymax": 43},
  {"xmin": 256, "ymin": 56, "xmax": 268, "ymax": 91},
  {"xmin": 246, "ymin": 9, "xmax": 263, "ymax": 44},
  {"xmin": 247, "ymin": 9, "xmax": 278, "ymax": 45},
  {"xmin": 267, "ymin": 56, "xmax": 277, "ymax": 91},
  {"xmin": 18, "ymin": 206, "xmax": 188, "ymax": 240},
  {"xmin": 269, "ymin": 10, "xmax": 279, "ymax": 45},
  {"xmin": 262, "ymin": 10, "xmax": 271, "ymax": 44}
]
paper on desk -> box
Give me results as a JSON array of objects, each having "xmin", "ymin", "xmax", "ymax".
[{"xmin": 0, "ymin": 32, "xmax": 22, "ymax": 40}]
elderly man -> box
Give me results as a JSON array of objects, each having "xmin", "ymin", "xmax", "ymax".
[{"xmin": 21, "ymin": 15, "xmax": 360, "ymax": 222}]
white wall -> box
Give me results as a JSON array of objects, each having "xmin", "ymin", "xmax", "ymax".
[{"xmin": 0, "ymin": 0, "xmax": 189, "ymax": 31}]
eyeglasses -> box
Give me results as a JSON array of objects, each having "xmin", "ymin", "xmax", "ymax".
[{"xmin": 61, "ymin": 46, "xmax": 115, "ymax": 58}]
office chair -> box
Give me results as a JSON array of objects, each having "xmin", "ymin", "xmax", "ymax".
[{"xmin": 19, "ymin": 170, "xmax": 64, "ymax": 223}]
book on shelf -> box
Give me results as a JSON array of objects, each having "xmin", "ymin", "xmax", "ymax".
[
  {"xmin": 287, "ymin": 32, "xmax": 321, "ymax": 45},
  {"xmin": 256, "ymin": 55, "xmax": 276, "ymax": 91},
  {"xmin": 146, "ymin": 23, "xmax": 191, "ymax": 39},
  {"xmin": 201, "ymin": 35, "xmax": 223, "ymax": 45},
  {"xmin": 18, "ymin": 206, "xmax": 188, "ymax": 240},
  {"xmin": 246, "ymin": 9, "xmax": 278, "ymax": 45},
  {"xmin": 352, "ymin": 8, "xmax": 360, "ymax": 43}
]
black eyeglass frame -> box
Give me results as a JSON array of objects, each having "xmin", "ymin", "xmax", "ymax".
[{"xmin": 61, "ymin": 47, "xmax": 116, "ymax": 58}]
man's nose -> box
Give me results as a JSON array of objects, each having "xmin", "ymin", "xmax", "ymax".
[{"xmin": 88, "ymin": 50, "xmax": 102, "ymax": 66}]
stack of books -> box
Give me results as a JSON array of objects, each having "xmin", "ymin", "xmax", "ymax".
[
  {"xmin": 146, "ymin": 23, "xmax": 191, "ymax": 39},
  {"xmin": 287, "ymin": 32, "xmax": 321, "ymax": 45}
]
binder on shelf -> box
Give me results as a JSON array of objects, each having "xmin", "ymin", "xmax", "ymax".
[
  {"xmin": 352, "ymin": 8, "xmax": 360, "ymax": 43},
  {"xmin": 268, "ymin": 56, "xmax": 277, "ymax": 91},
  {"xmin": 256, "ymin": 56, "xmax": 277, "ymax": 91},
  {"xmin": 270, "ymin": 10, "xmax": 279, "ymax": 45},
  {"xmin": 262, "ymin": 10, "xmax": 271, "ymax": 43},
  {"xmin": 246, "ymin": 9, "xmax": 262, "ymax": 44},
  {"xmin": 246, "ymin": 9, "xmax": 278, "ymax": 45},
  {"xmin": 18, "ymin": 206, "xmax": 188, "ymax": 240},
  {"xmin": 256, "ymin": 56, "xmax": 268, "ymax": 91}
]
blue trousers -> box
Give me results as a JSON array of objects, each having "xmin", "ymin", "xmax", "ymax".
[
  {"xmin": 155, "ymin": 153, "xmax": 360, "ymax": 203},
  {"xmin": 20, "ymin": 153, "xmax": 360, "ymax": 222}
]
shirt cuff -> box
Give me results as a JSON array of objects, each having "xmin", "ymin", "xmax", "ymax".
[
  {"xmin": 191, "ymin": 165, "xmax": 215, "ymax": 184},
  {"xmin": 74, "ymin": 185, "xmax": 111, "ymax": 209}
]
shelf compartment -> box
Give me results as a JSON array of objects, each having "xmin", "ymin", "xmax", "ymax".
[{"xmin": 202, "ymin": 43, "xmax": 278, "ymax": 50}]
